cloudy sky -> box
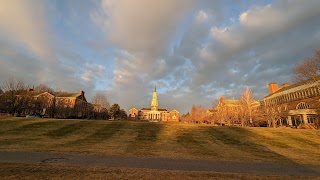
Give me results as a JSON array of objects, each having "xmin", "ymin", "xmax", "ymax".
[{"xmin": 1, "ymin": 0, "xmax": 320, "ymax": 113}]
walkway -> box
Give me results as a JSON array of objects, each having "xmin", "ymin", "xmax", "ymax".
[{"xmin": 0, "ymin": 151, "xmax": 319, "ymax": 177}]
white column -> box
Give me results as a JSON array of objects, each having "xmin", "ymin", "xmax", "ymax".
[
  {"xmin": 287, "ymin": 116, "xmax": 292, "ymax": 126},
  {"xmin": 302, "ymin": 114, "xmax": 308, "ymax": 124}
]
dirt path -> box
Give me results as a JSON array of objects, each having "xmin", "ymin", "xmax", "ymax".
[{"xmin": 0, "ymin": 151, "xmax": 319, "ymax": 177}]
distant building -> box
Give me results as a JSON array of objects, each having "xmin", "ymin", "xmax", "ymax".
[
  {"xmin": 54, "ymin": 90, "xmax": 92, "ymax": 118},
  {"xmin": 216, "ymin": 97, "xmax": 242, "ymax": 126},
  {"xmin": 17, "ymin": 89, "xmax": 92, "ymax": 118},
  {"xmin": 128, "ymin": 86, "xmax": 179, "ymax": 122},
  {"xmin": 262, "ymin": 78, "xmax": 320, "ymax": 128},
  {"xmin": 128, "ymin": 107, "xmax": 139, "ymax": 120},
  {"xmin": 211, "ymin": 96, "xmax": 260, "ymax": 126}
]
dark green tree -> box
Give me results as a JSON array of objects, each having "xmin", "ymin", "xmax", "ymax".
[{"xmin": 109, "ymin": 103, "xmax": 121, "ymax": 119}]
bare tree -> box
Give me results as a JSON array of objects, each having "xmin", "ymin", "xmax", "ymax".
[
  {"xmin": 190, "ymin": 105, "xmax": 207, "ymax": 124},
  {"xmin": 239, "ymin": 87, "xmax": 255, "ymax": 127},
  {"xmin": 1, "ymin": 77, "xmax": 26, "ymax": 115},
  {"xmin": 34, "ymin": 84, "xmax": 54, "ymax": 93},
  {"xmin": 251, "ymin": 103, "xmax": 267, "ymax": 127},
  {"xmin": 265, "ymin": 106, "xmax": 282, "ymax": 128},
  {"xmin": 212, "ymin": 98, "xmax": 219, "ymax": 109},
  {"xmin": 92, "ymin": 93, "xmax": 110, "ymax": 110},
  {"xmin": 91, "ymin": 93, "xmax": 110, "ymax": 119},
  {"xmin": 293, "ymin": 49, "xmax": 320, "ymax": 82},
  {"xmin": 180, "ymin": 112, "xmax": 190, "ymax": 123}
]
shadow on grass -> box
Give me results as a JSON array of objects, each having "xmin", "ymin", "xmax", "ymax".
[
  {"xmin": 126, "ymin": 122, "xmax": 163, "ymax": 155},
  {"xmin": 205, "ymin": 127, "xmax": 295, "ymax": 163},
  {"xmin": 69, "ymin": 122, "xmax": 127, "ymax": 145},
  {"xmin": 0, "ymin": 121, "xmax": 63, "ymax": 148},
  {"xmin": 176, "ymin": 127, "xmax": 218, "ymax": 157},
  {"xmin": 0, "ymin": 138, "xmax": 27, "ymax": 147},
  {"xmin": 1, "ymin": 121, "xmax": 61, "ymax": 135},
  {"xmin": 134, "ymin": 123, "xmax": 162, "ymax": 142},
  {"xmin": 0, "ymin": 119, "xmax": 33, "ymax": 133},
  {"xmin": 46, "ymin": 121, "xmax": 92, "ymax": 138}
]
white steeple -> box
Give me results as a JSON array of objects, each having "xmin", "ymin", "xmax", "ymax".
[{"xmin": 151, "ymin": 86, "xmax": 158, "ymax": 110}]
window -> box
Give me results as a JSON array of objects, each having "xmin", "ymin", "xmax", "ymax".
[
  {"xmin": 307, "ymin": 115, "xmax": 316, "ymax": 124},
  {"xmin": 296, "ymin": 102, "xmax": 310, "ymax": 109}
]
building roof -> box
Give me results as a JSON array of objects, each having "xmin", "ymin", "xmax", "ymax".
[
  {"xmin": 54, "ymin": 92, "xmax": 80, "ymax": 97},
  {"xmin": 251, "ymin": 101, "xmax": 260, "ymax": 107},
  {"xmin": 17, "ymin": 89, "xmax": 44, "ymax": 97},
  {"xmin": 264, "ymin": 77, "xmax": 320, "ymax": 99},
  {"xmin": 219, "ymin": 98, "xmax": 259, "ymax": 107},
  {"xmin": 141, "ymin": 108, "xmax": 151, "ymax": 110},
  {"xmin": 224, "ymin": 99, "xmax": 240, "ymax": 106},
  {"xmin": 169, "ymin": 109, "xmax": 179, "ymax": 113}
]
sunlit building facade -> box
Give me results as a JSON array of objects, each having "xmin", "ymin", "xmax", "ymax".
[
  {"xmin": 128, "ymin": 87, "xmax": 179, "ymax": 122},
  {"xmin": 17, "ymin": 89, "xmax": 91, "ymax": 118},
  {"xmin": 262, "ymin": 78, "xmax": 320, "ymax": 127}
]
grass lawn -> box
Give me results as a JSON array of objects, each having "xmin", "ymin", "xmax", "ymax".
[{"xmin": 0, "ymin": 117, "xmax": 319, "ymax": 165}]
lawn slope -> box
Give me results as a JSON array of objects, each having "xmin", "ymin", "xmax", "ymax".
[{"xmin": 0, "ymin": 118, "xmax": 319, "ymax": 165}]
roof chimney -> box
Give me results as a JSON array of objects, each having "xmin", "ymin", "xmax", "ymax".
[
  {"xmin": 79, "ymin": 90, "xmax": 84, "ymax": 96},
  {"xmin": 220, "ymin": 96, "xmax": 225, "ymax": 103},
  {"xmin": 268, "ymin": 83, "xmax": 279, "ymax": 94}
]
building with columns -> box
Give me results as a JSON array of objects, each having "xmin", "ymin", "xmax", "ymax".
[
  {"xmin": 128, "ymin": 86, "xmax": 179, "ymax": 122},
  {"xmin": 262, "ymin": 78, "xmax": 320, "ymax": 128}
]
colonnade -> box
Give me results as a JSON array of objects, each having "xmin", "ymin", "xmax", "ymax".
[{"xmin": 148, "ymin": 113, "xmax": 161, "ymax": 120}]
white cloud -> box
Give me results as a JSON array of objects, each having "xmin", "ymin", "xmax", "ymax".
[
  {"xmin": 81, "ymin": 63, "xmax": 106, "ymax": 82},
  {"xmin": 94, "ymin": 0, "xmax": 194, "ymax": 55},
  {"xmin": 196, "ymin": 10, "xmax": 208, "ymax": 23}
]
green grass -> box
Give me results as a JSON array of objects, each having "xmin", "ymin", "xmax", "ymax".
[
  {"xmin": 134, "ymin": 122, "xmax": 162, "ymax": 141},
  {"xmin": 89, "ymin": 122, "xmax": 126, "ymax": 140},
  {"xmin": 46, "ymin": 121, "xmax": 90, "ymax": 138},
  {"xmin": 0, "ymin": 117, "xmax": 319, "ymax": 165}
]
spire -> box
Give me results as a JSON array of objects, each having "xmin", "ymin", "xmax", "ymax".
[{"xmin": 151, "ymin": 86, "xmax": 158, "ymax": 110}]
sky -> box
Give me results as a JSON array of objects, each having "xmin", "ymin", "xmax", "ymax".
[{"xmin": 0, "ymin": 0, "xmax": 320, "ymax": 114}]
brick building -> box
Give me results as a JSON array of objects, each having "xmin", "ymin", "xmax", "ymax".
[
  {"xmin": 211, "ymin": 96, "xmax": 260, "ymax": 126},
  {"xmin": 18, "ymin": 89, "xmax": 92, "ymax": 118},
  {"xmin": 262, "ymin": 78, "xmax": 320, "ymax": 127}
]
